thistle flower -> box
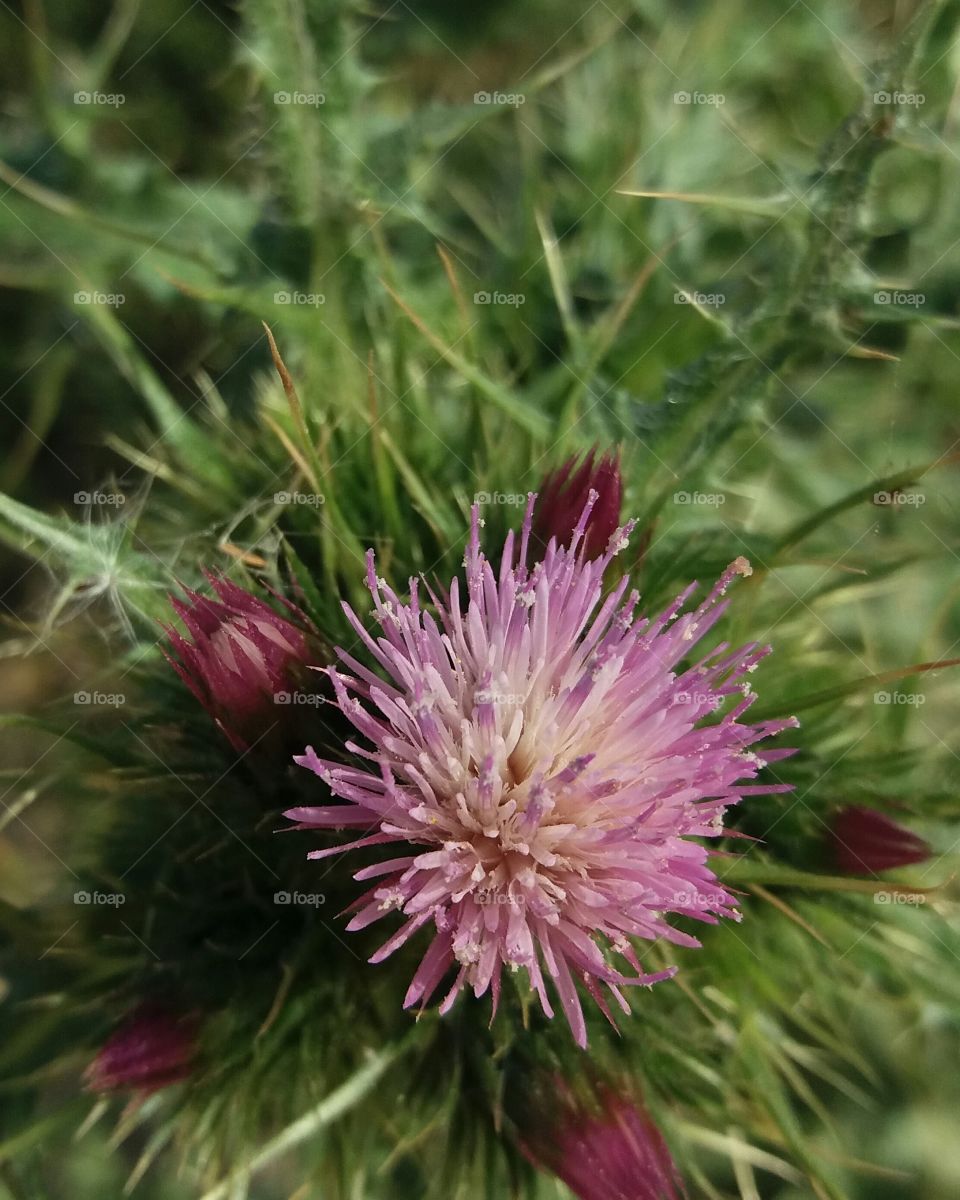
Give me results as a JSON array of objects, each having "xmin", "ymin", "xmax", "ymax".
[
  {"xmin": 534, "ymin": 448, "xmax": 622, "ymax": 560},
  {"xmin": 84, "ymin": 1005, "xmax": 197, "ymax": 1094},
  {"xmin": 521, "ymin": 1082, "xmax": 685, "ymax": 1200},
  {"xmin": 288, "ymin": 495, "xmax": 794, "ymax": 1045},
  {"xmin": 830, "ymin": 805, "xmax": 930, "ymax": 874},
  {"xmin": 164, "ymin": 572, "xmax": 317, "ymax": 751}
]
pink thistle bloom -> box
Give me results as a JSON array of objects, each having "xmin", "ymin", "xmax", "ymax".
[
  {"xmin": 288, "ymin": 496, "xmax": 795, "ymax": 1046},
  {"xmin": 534, "ymin": 448, "xmax": 622, "ymax": 561},
  {"xmin": 521, "ymin": 1083, "xmax": 685, "ymax": 1200},
  {"xmin": 830, "ymin": 805, "xmax": 930, "ymax": 874},
  {"xmin": 84, "ymin": 1004, "xmax": 198, "ymax": 1094},
  {"xmin": 164, "ymin": 572, "xmax": 316, "ymax": 751}
]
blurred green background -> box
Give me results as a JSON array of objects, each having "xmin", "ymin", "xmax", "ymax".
[{"xmin": 2, "ymin": 0, "xmax": 960, "ymax": 1196}]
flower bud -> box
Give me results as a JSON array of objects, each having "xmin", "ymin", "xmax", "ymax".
[
  {"xmin": 84, "ymin": 1005, "xmax": 197, "ymax": 1094},
  {"xmin": 534, "ymin": 449, "xmax": 622, "ymax": 560},
  {"xmin": 830, "ymin": 805, "xmax": 930, "ymax": 874},
  {"xmin": 164, "ymin": 572, "xmax": 319, "ymax": 751},
  {"xmin": 521, "ymin": 1080, "xmax": 684, "ymax": 1200}
]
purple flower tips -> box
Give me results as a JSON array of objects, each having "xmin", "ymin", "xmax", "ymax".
[
  {"xmin": 534, "ymin": 448, "xmax": 623, "ymax": 561},
  {"xmin": 522, "ymin": 1083, "xmax": 686, "ymax": 1200},
  {"xmin": 84, "ymin": 1005, "xmax": 198, "ymax": 1094},
  {"xmin": 830, "ymin": 805, "xmax": 931, "ymax": 874},
  {"xmin": 164, "ymin": 572, "xmax": 317, "ymax": 751}
]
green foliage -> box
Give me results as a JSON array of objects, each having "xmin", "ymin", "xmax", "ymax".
[{"xmin": 1, "ymin": 0, "xmax": 959, "ymax": 1197}]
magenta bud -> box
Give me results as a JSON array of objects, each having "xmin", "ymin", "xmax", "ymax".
[
  {"xmin": 84, "ymin": 1005, "xmax": 198, "ymax": 1094},
  {"xmin": 164, "ymin": 572, "xmax": 318, "ymax": 751},
  {"xmin": 522, "ymin": 1083, "xmax": 685, "ymax": 1200},
  {"xmin": 830, "ymin": 805, "xmax": 931, "ymax": 874},
  {"xmin": 534, "ymin": 449, "xmax": 622, "ymax": 560}
]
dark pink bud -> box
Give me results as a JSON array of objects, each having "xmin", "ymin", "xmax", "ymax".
[
  {"xmin": 522, "ymin": 1083, "xmax": 684, "ymax": 1200},
  {"xmin": 164, "ymin": 572, "xmax": 318, "ymax": 751},
  {"xmin": 84, "ymin": 1005, "xmax": 198, "ymax": 1094},
  {"xmin": 534, "ymin": 449, "xmax": 622, "ymax": 560},
  {"xmin": 830, "ymin": 805, "xmax": 931, "ymax": 874}
]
